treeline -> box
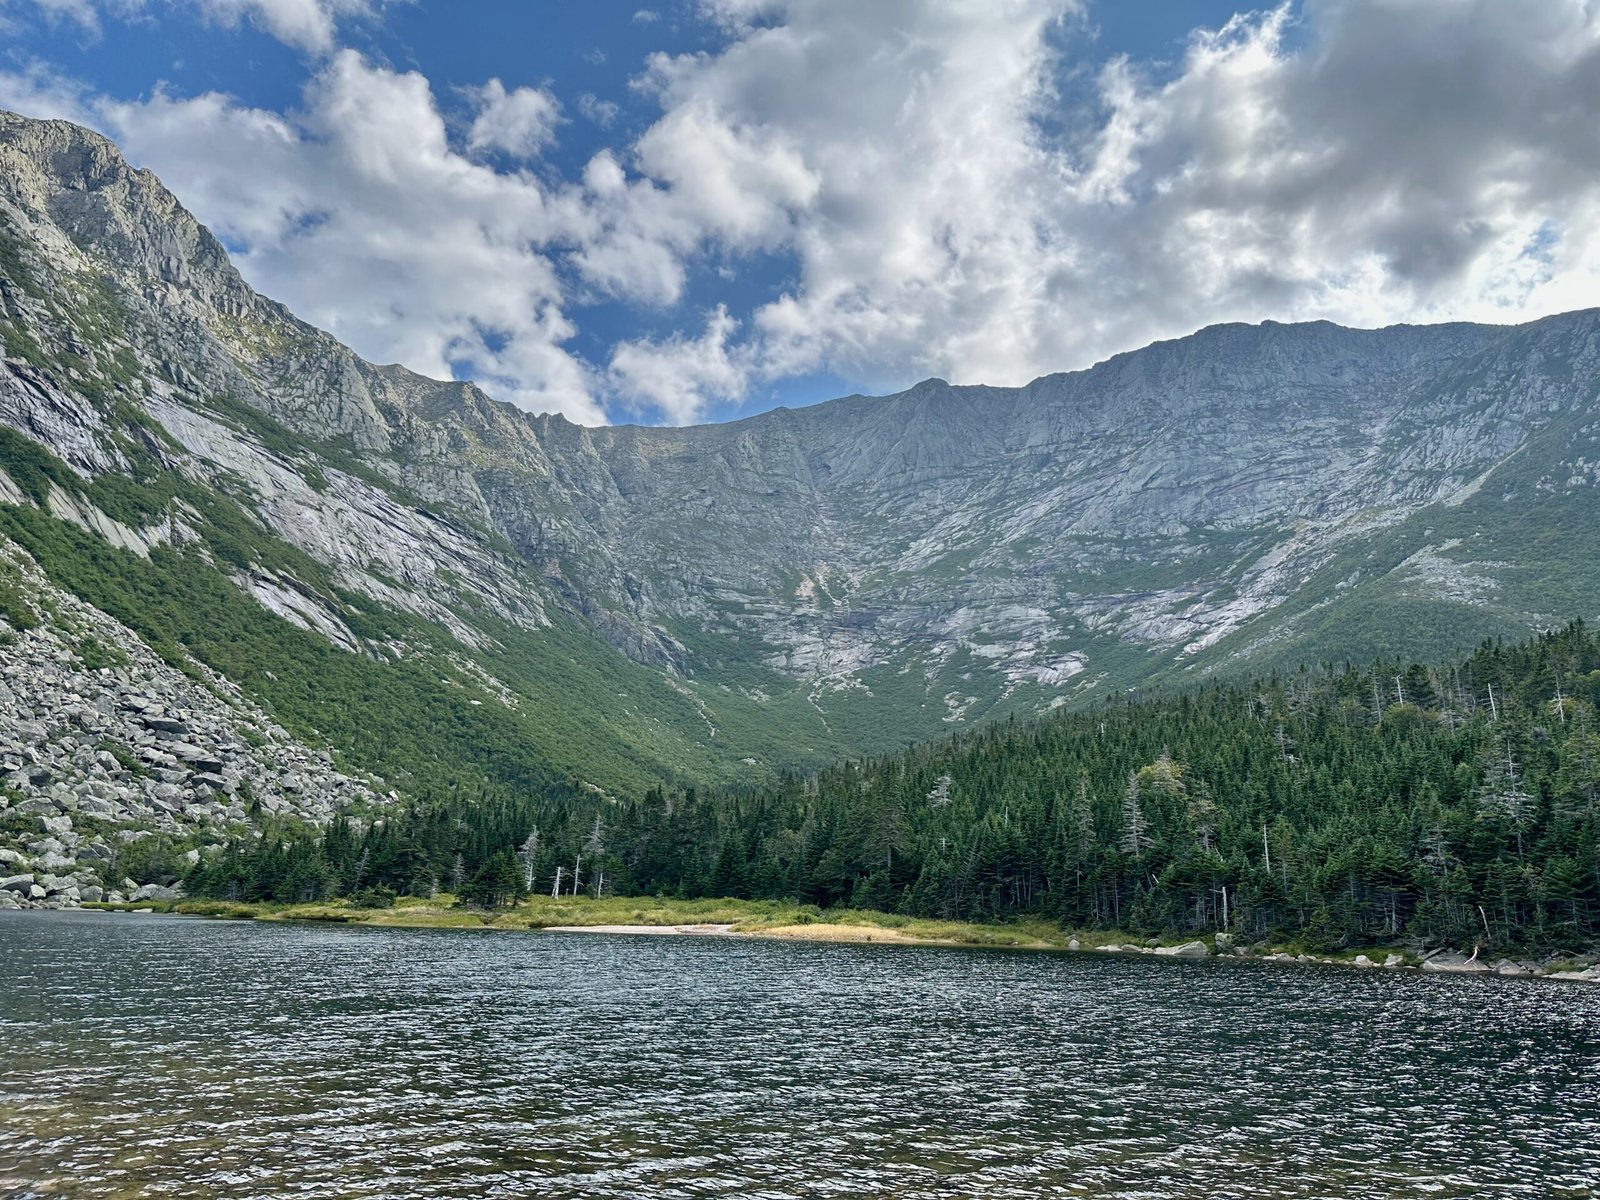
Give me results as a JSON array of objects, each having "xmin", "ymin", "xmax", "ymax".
[
  {"xmin": 186, "ymin": 788, "xmax": 592, "ymax": 910},
  {"xmin": 191, "ymin": 623, "xmax": 1600, "ymax": 952}
]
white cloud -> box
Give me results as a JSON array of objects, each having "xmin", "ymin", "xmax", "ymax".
[
  {"xmin": 466, "ymin": 78, "xmax": 561, "ymax": 160},
  {"xmin": 600, "ymin": 0, "xmax": 1600, "ymax": 395},
  {"xmin": 7, "ymin": 0, "xmax": 391, "ymax": 54},
  {"xmin": 608, "ymin": 304, "xmax": 748, "ymax": 424},
  {"xmin": 0, "ymin": 59, "xmax": 98, "ymax": 120},
  {"xmin": 695, "ymin": 0, "xmax": 788, "ymax": 34},
  {"xmin": 1050, "ymin": 0, "xmax": 1600, "ymax": 342},
  {"xmin": 195, "ymin": 0, "xmax": 370, "ymax": 54},
  {"xmin": 30, "ymin": 0, "xmax": 103, "ymax": 35},
  {"xmin": 7, "ymin": 0, "xmax": 1600, "ymax": 426},
  {"xmin": 632, "ymin": 96, "xmax": 819, "ymax": 250},
  {"xmin": 616, "ymin": 0, "xmax": 1083, "ymax": 390},
  {"xmin": 196, "ymin": 0, "xmax": 404, "ymax": 55},
  {"xmin": 563, "ymin": 152, "xmax": 698, "ymax": 307},
  {"xmin": 577, "ymin": 92, "xmax": 620, "ymax": 129}
]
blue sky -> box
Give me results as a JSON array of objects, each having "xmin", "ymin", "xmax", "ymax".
[{"xmin": 1, "ymin": 1, "xmax": 1595, "ymax": 425}]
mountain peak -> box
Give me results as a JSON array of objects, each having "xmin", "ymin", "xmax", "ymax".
[{"xmin": 3, "ymin": 107, "xmax": 1600, "ymax": 798}]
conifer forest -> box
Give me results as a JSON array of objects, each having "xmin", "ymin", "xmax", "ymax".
[{"xmin": 190, "ymin": 624, "xmax": 1600, "ymax": 953}]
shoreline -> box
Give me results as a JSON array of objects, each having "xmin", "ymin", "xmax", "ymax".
[
  {"xmin": 67, "ymin": 895, "xmax": 1600, "ymax": 982},
  {"xmin": 533, "ymin": 920, "xmax": 1600, "ymax": 979},
  {"xmin": 541, "ymin": 921, "xmax": 982, "ymax": 947}
]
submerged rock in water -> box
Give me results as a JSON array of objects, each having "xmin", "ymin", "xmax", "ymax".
[
  {"xmin": 1421, "ymin": 953, "xmax": 1491, "ymax": 974},
  {"xmin": 1153, "ymin": 941, "xmax": 1210, "ymax": 958}
]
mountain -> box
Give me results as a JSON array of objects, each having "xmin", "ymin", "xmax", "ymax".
[{"xmin": 3, "ymin": 107, "xmax": 1600, "ymax": 833}]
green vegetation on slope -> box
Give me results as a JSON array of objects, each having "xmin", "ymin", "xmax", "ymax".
[
  {"xmin": 0, "ymin": 413, "xmax": 852, "ymax": 791},
  {"xmin": 192, "ymin": 622, "xmax": 1600, "ymax": 956},
  {"xmin": 1191, "ymin": 411, "xmax": 1600, "ymax": 680}
]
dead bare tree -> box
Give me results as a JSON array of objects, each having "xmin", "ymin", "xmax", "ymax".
[{"xmin": 517, "ymin": 827, "xmax": 540, "ymax": 893}]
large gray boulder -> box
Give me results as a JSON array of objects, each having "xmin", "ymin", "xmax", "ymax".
[{"xmin": 129, "ymin": 883, "xmax": 183, "ymax": 903}]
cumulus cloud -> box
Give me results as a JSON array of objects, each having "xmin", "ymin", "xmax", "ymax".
[
  {"xmin": 6, "ymin": 0, "xmax": 1600, "ymax": 425},
  {"xmin": 193, "ymin": 0, "xmax": 382, "ymax": 54},
  {"xmin": 633, "ymin": 0, "xmax": 1083, "ymax": 390},
  {"xmin": 0, "ymin": 58, "xmax": 96, "ymax": 119},
  {"xmin": 603, "ymin": 0, "xmax": 1600, "ymax": 397},
  {"xmin": 632, "ymin": 97, "xmax": 819, "ymax": 250},
  {"xmin": 465, "ymin": 78, "xmax": 561, "ymax": 159},
  {"xmin": 608, "ymin": 304, "xmax": 749, "ymax": 423},
  {"xmin": 1056, "ymin": 0, "xmax": 1600, "ymax": 350}
]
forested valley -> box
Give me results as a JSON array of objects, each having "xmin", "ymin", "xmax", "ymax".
[{"xmin": 187, "ymin": 623, "xmax": 1600, "ymax": 953}]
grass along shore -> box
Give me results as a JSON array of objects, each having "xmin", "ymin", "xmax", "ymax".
[
  {"xmin": 87, "ymin": 894, "xmax": 1071, "ymax": 949},
  {"xmin": 78, "ymin": 893, "xmax": 1600, "ymax": 980}
]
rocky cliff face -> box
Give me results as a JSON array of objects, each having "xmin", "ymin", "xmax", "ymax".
[{"xmin": 3, "ymin": 108, "xmax": 1600, "ymax": 835}]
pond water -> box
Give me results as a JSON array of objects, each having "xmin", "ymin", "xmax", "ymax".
[{"xmin": 2, "ymin": 910, "xmax": 1598, "ymax": 1198}]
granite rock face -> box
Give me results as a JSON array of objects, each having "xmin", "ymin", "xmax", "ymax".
[{"xmin": 3, "ymin": 109, "xmax": 1600, "ymax": 788}]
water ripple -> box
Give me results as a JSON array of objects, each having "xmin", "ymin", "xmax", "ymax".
[{"xmin": 2, "ymin": 912, "xmax": 1599, "ymax": 1199}]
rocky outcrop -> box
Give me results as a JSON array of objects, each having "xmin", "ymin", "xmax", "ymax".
[{"xmin": 0, "ymin": 532, "xmax": 379, "ymax": 909}]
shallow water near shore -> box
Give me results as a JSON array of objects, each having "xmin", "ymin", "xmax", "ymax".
[{"xmin": 3, "ymin": 910, "xmax": 1598, "ymax": 1199}]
